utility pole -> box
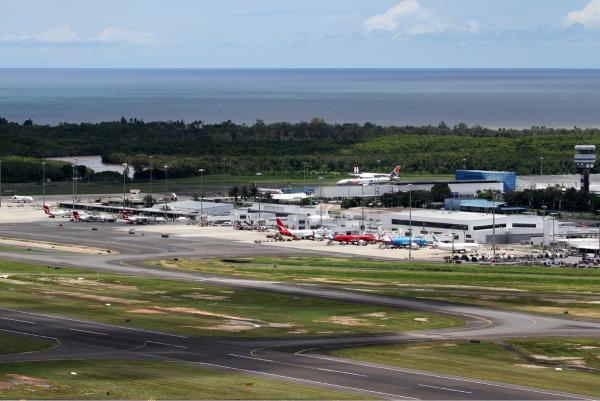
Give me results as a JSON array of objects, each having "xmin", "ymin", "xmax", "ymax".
[
  {"xmin": 164, "ymin": 165, "xmax": 169, "ymax": 220},
  {"xmin": 540, "ymin": 157, "xmax": 544, "ymax": 175},
  {"xmin": 42, "ymin": 162, "xmax": 46, "ymax": 205},
  {"xmin": 361, "ymin": 184, "xmax": 365, "ymax": 231},
  {"xmin": 462, "ymin": 158, "xmax": 466, "ymax": 170},
  {"xmin": 492, "ymin": 199, "xmax": 496, "ymax": 259},
  {"xmin": 149, "ymin": 155, "xmax": 153, "ymax": 201},
  {"xmin": 198, "ymin": 168, "xmax": 205, "ymax": 216},
  {"xmin": 408, "ymin": 184, "xmax": 413, "ymax": 260},
  {"xmin": 122, "ymin": 163, "xmax": 128, "ymax": 210},
  {"xmin": 377, "ymin": 159, "xmax": 381, "ymax": 174}
]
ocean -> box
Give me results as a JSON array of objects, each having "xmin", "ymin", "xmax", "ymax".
[{"xmin": 1, "ymin": 68, "xmax": 600, "ymax": 128}]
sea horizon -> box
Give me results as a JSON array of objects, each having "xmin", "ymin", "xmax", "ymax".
[{"xmin": 2, "ymin": 68, "xmax": 600, "ymax": 129}]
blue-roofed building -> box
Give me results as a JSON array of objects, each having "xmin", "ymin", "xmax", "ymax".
[
  {"xmin": 455, "ymin": 170, "xmax": 516, "ymax": 192},
  {"xmin": 444, "ymin": 198, "xmax": 528, "ymax": 214}
]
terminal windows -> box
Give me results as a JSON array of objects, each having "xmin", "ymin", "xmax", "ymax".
[
  {"xmin": 512, "ymin": 223, "xmax": 537, "ymax": 228},
  {"xmin": 391, "ymin": 219, "xmax": 468, "ymax": 231},
  {"xmin": 473, "ymin": 223, "xmax": 507, "ymax": 231}
]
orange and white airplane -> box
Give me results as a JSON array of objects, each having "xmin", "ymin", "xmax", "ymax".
[
  {"xmin": 337, "ymin": 165, "xmax": 401, "ymax": 186},
  {"xmin": 43, "ymin": 204, "xmax": 69, "ymax": 218}
]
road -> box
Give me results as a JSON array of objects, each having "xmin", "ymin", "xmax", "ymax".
[{"xmin": 0, "ymin": 220, "xmax": 599, "ymax": 400}]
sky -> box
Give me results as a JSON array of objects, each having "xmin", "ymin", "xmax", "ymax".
[{"xmin": 1, "ymin": 0, "xmax": 600, "ymax": 68}]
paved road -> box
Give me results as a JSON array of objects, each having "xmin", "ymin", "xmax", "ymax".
[{"xmin": 0, "ymin": 221, "xmax": 599, "ymax": 400}]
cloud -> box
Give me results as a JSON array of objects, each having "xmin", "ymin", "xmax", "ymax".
[
  {"xmin": 363, "ymin": 0, "xmax": 447, "ymax": 36},
  {"xmin": 564, "ymin": 0, "xmax": 600, "ymax": 30},
  {"xmin": 0, "ymin": 26, "xmax": 153, "ymax": 47},
  {"xmin": 363, "ymin": 0, "xmax": 479, "ymax": 38}
]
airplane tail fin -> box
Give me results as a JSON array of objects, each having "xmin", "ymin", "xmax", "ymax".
[
  {"xmin": 73, "ymin": 211, "xmax": 80, "ymax": 220},
  {"xmin": 275, "ymin": 218, "xmax": 286, "ymax": 228},
  {"xmin": 120, "ymin": 211, "xmax": 130, "ymax": 221},
  {"xmin": 431, "ymin": 233, "xmax": 440, "ymax": 244},
  {"xmin": 43, "ymin": 204, "xmax": 51, "ymax": 214},
  {"xmin": 390, "ymin": 165, "xmax": 401, "ymax": 179}
]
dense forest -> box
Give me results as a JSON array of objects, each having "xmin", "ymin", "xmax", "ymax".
[{"xmin": 1, "ymin": 117, "xmax": 599, "ymax": 182}]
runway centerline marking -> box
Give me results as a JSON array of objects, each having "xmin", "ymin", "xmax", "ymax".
[
  {"xmin": 317, "ymin": 367, "xmax": 367, "ymax": 377},
  {"xmin": 0, "ymin": 317, "xmax": 36, "ymax": 324},
  {"xmin": 228, "ymin": 354, "xmax": 274, "ymax": 363},
  {"xmin": 147, "ymin": 340, "xmax": 188, "ymax": 349},
  {"xmin": 191, "ymin": 360, "xmax": 419, "ymax": 400},
  {"xmin": 418, "ymin": 384, "xmax": 472, "ymax": 394},
  {"xmin": 70, "ymin": 328, "xmax": 108, "ymax": 336}
]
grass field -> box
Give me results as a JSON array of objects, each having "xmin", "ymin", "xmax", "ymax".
[
  {"xmin": 332, "ymin": 338, "xmax": 600, "ymax": 397},
  {"xmin": 3, "ymin": 173, "xmax": 454, "ymax": 196},
  {"xmin": 152, "ymin": 257, "xmax": 600, "ymax": 319},
  {"xmin": 0, "ymin": 332, "xmax": 57, "ymax": 355},
  {"xmin": 0, "ymin": 359, "xmax": 372, "ymax": 400},
  {"xmin": 0, "ymin": 260, "xmax": 460, "ymax": 337}
]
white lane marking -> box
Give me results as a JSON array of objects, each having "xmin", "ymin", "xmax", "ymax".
[
  {"xmin": 191, "ymin": 360, "xmax": 419, "ymax": 400},
  {"xmin": 0, "ymin": 328, "xmax": 57, "ymax": 340},
  {"xmin": 0, "ymin": 317, "xmax": 36, "ymax": 325},
  {"xmin": 0, "ymin": 306, "xmax": 187, "ymax": 338},
  {"xmin": 229, "ymin": 354, "xmax": 274, "ymax": 363},
  {"xmin": 317, "ymin": 367, "xmax": 368, "ymax": 377},
  {"xmin": 147, "ymin": 340, "xmax": 188, "ymax": 349},
  {"xmin": 297, "ymin": 353, "xmax": 589, "ymax": 400},
  {"xmin": 69, "ymin": 328, "xmax": 108, "ymax": 336},
  {"xmin": 418, "ymin": 384, "xmax": 472, "ymax": 394}
]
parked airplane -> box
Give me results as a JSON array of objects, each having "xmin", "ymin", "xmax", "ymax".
[
  {"xmin": 337, "ymin": 165, "xmax": 401, "ymax": 186},
  {"xmin": 275, "ymin": 218, "xmax": 325, "ymax": 239},
  {"xmin": 42, "ymin": 204, "xmax": 69, "ymax": 218},
  {"xmin": 120, "ymin": 211, "xmax": 167, "ymax": 225},
  {"xmin": 271, "ymin": 192, "xmax": 309, "ymax": 202},
  {"xmin": 381, "ymin": 235, "xmax": 429, "ymax": 248},
  {"xmin": 431, "ymin": 234, "xmax": 481, "ymax": 253},
  {"xmin": 73, "ymin": 211, "xmax": 116, "ymax": 223},
  {"xmin": 11, "ymin": 195, "xmax": 34, "ymax": 203},
  {"xmin": 328, "ymin": 232, "xmax": 378, "ymax": 245},
  {"xmin": 257, "ymin": 187, "xmax": 284, "ymax": 195}
]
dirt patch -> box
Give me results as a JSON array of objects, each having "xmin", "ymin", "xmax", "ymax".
[
  {"xmin": 158, "ymin": 260, "xmax": 179, "ymax": 269},
  {"xmin": 182, "ymin": 293, "xmax": 229, "ymax": 301},
  {"xmin": 39, "ymin": 290, "xmax": 145, "ymax": 305},
  {"xmin": 128, "ymin": 308, "xmax": 166, "ymax": 314},
  {"xmin": 54, "ymin": 278, "xmax": 136, "ymax": 291},
  {"xmin": 519, "ymin": 306, "xmax": 600, "ymax": 319},
  {"xmin": 514, "ymin": 364, "xmax": 548, "ymax": 369},
  {"xmin": 362, "ymin": 312, "xmax": 387, "ymax": 318},
  {"xmin": 0, "ymin": 374, "xmax": 51, "ymax": 390},
  {"xmin": 194, "ymin": 324, "xmax": 255, "ymax": 333},
  {"xmin": 300, "ymin": 278, "xmax": 382, "ymax": 286},
  {"xmin": 414, "ymin": 317, "xmax": 430, "ymax": 322},
  {"xmin": 569, "ymin": 345, "xmax": 599, "ymax": 350},
  {"xmin": 318, "ymin": 316, "xmax": 365, "ymax": 326},
  {"xmin": 268, "ymin": 323, "xmax": 295, "ymax": 328},
  {"xmin": 128, "ymin": 306, "xmax": 257, "ymax": 322}
]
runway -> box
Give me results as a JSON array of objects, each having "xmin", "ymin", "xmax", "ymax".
[{"xmin": 0, "ymin": 220, "xmax": 599, "ymax": 399}]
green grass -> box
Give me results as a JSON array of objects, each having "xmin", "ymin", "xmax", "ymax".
[
  {"xmin": 0, "ymin": 332, "xmax": 57, "ymax": 355},
  {"xmin": 0, "ymin": 359, "xmax": 373, "ymax": 400},
  {"xmin": 509, "ymin": 338, "xmax": 600, "ymax": 370},
  {"xmin": 333, "ymin": 339, "xmax": 600, "ymax": 398},
  {"xmin": 0, "ymin": 260, "xmax": 460, "ymax": 337},
  {"xmin": 3, "ymin": 173, "xmax": 453, "ymax": 196},
  {"xmin": 151, "ymin": 257, "xmax": 600, "ymax": 320}
]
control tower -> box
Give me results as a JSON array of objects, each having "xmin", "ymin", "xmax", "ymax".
[{"xmin": 575, "ymin": 145, "xmax": 596, "ymax": 193}]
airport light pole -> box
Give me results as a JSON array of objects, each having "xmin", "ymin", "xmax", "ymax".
[
  {"xmin": 492, "ymin": 198, "xmax": 496, "ymax": 259},
  {"xmin": 541, "ymin": 205, "xmax": 547, "ymax": 251},
  {"xmin": 302, "ymin": 162, "xmax": 308, "ymax": 189},
  {"xmin": 361, "ymin": 184, "xmax": 365, "ymax": 231},
  {"xmin": 540, "ymin": 157, "xmax": 544, "ymax": 175},
  {"xmin": 198, "ymin": 168, "xmax": 205, "ymax": 216},
  {"xmin": 377, "ymin": 160, "xmax": 381, "ymax": 174},
  {"xmin": 122, "ymin": 163, "xmax": 128, "ymax": 210},
  {"xmin": 163, "ymin": 165, "xmax": 169, "ymax": 220},
  {"xmin": 148, "ymin": 155, "xmax": 153, "ymax": 201},
  {"xmin": 408, "ymin": 184, "xmax": 413, "ymax": 260},
  {"xmin": 42, "ymin": 162, "xmax": 46, "ymax": 205},
  {"xmin": 0, "ymin": 160, "xmax": 2, "ymax": 207},
  {"xmin": 462, "ymin": 158, "xmax": 466, "ymax": 170}
]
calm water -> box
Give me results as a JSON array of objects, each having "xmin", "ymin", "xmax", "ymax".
[{"xmin": 1, "ymin": 69, "xmax": 600, "ymax": 128}]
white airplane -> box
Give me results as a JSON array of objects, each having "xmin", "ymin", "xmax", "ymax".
[
  {"xmin": 271, "ymin": 192, "xmax": 309, "ymax": 202},
  {"xmin": 73, "ymin": 211, "xmax": 116, "ymax": 223},
  {"xmin": 431, "ymin": 234, "xmax": 481, "ymax": 253},
  {"xmin": 257, "ymin": 187, "xmax": 283, "ymax": 194},
  {"xmin": 11, "ymin": 195, "xmax": 34, "ymax": 203},
  {"xmin": 120, "ymin": 211, "xmax": 166, "ymax": 225},
  {"xmin": 43, "ymin": 204, "xmax": 69, "ymax": 218},
  {"xmin": 337, "ymin": 165, "xmax": 401, "ymax": 186},
  {"xmin": 275, "ymin": 218, "xmax": 326, "ymax": 239}
]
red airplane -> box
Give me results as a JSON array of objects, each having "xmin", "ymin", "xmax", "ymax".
[{"xmin": 328, "ymin": 233, "xmax": 377, "ymax": 245}]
